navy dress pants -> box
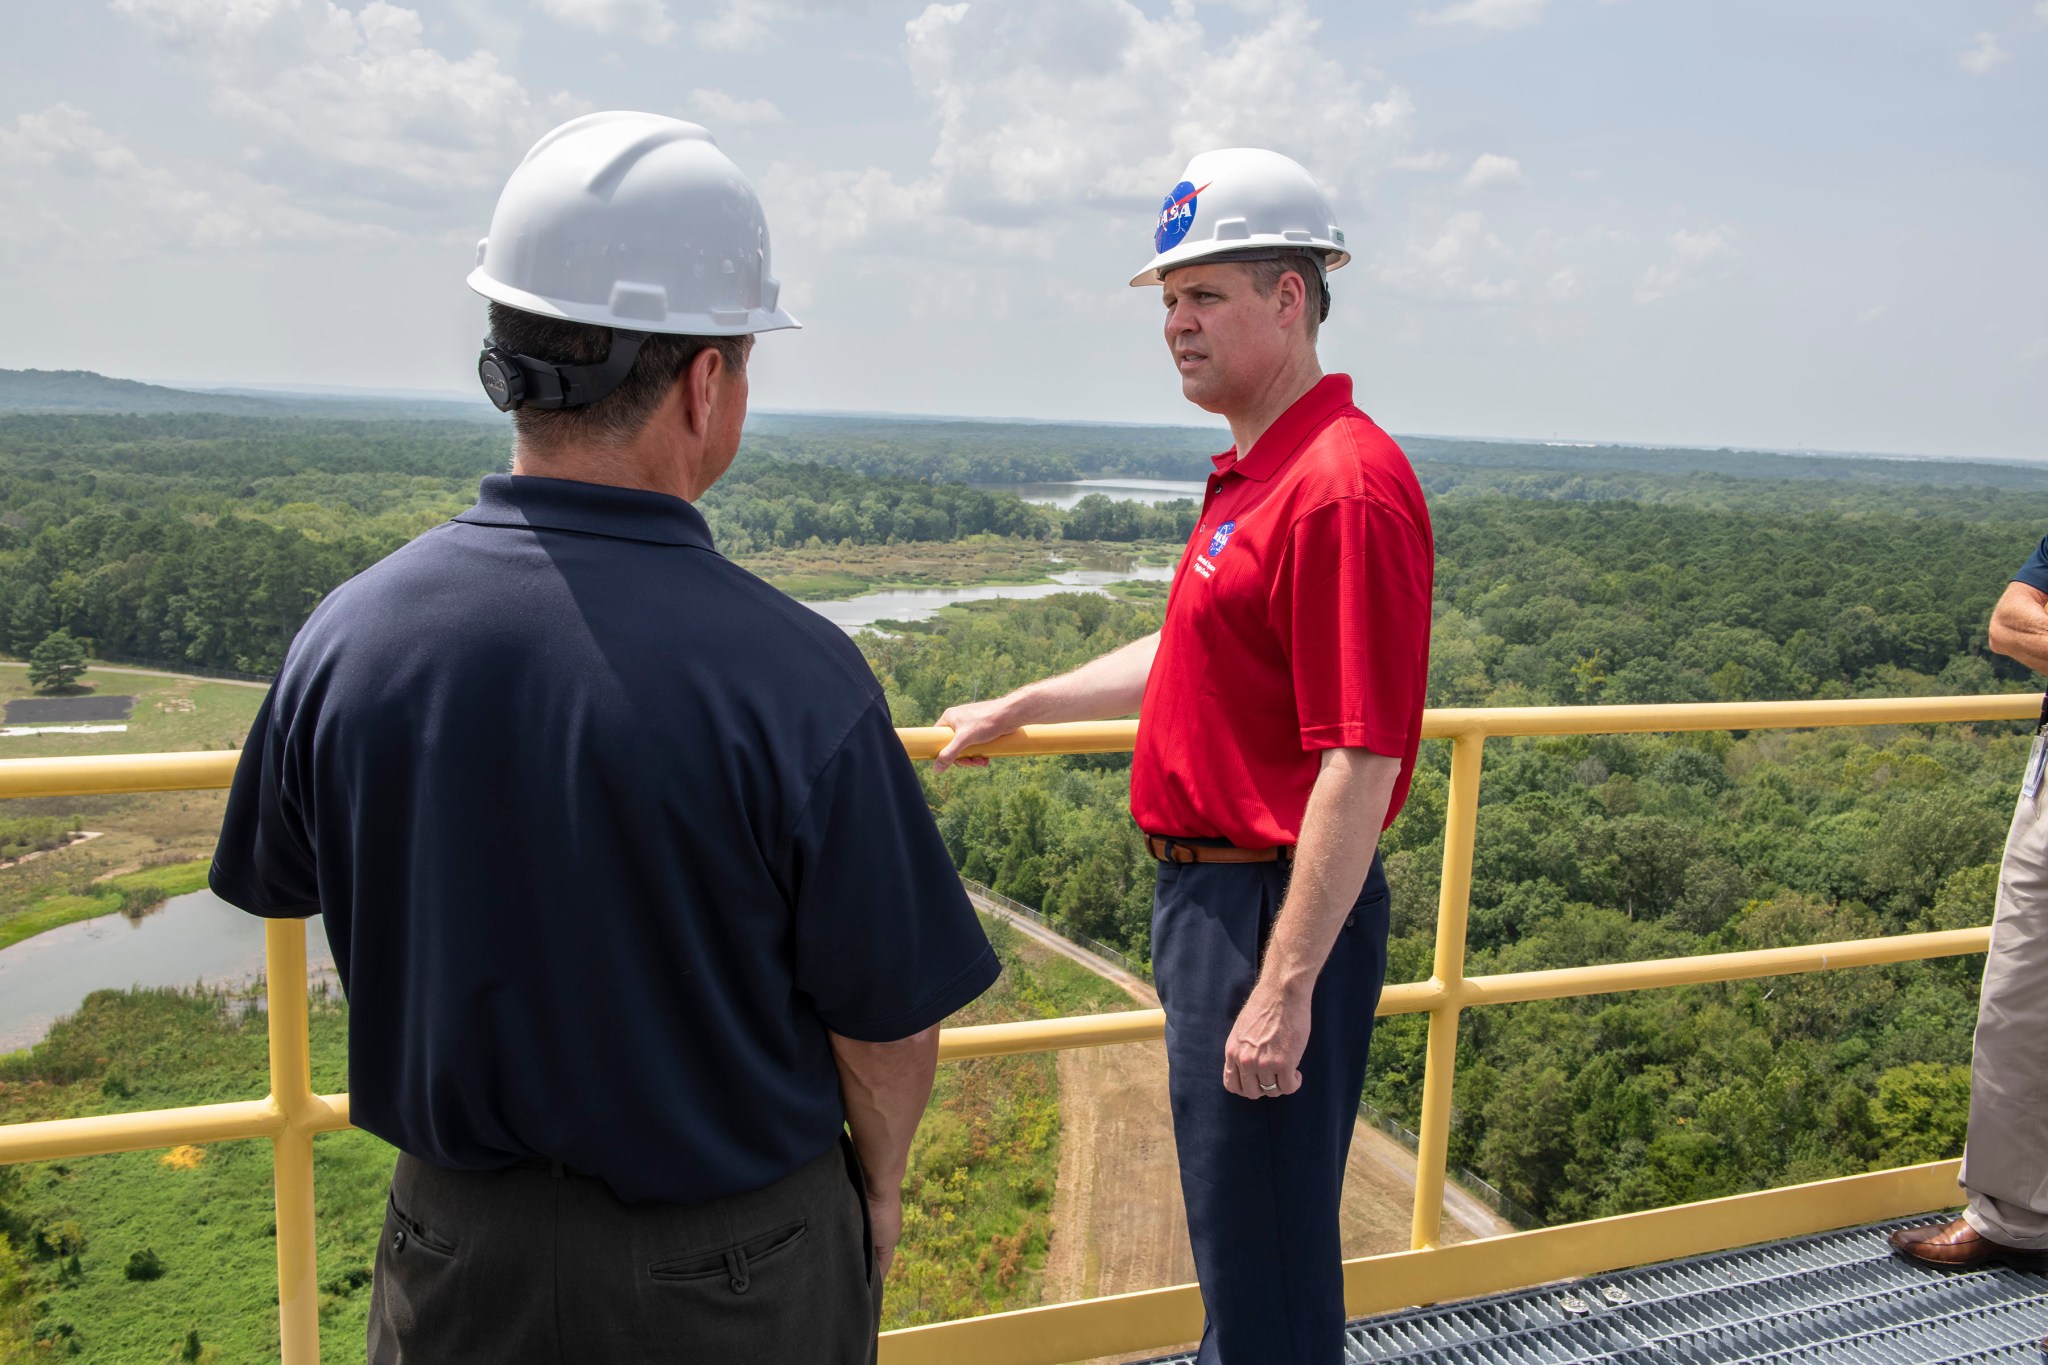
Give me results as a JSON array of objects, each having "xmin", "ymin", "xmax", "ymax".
[{"xmin": 1152, "ymin": 851, "xmax": 1390, "ymax": 1365}]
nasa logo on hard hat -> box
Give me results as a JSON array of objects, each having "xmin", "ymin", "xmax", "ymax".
[{"xmin": 1155, "ymin": 180, "xmax": 1208, "ymax": 254}]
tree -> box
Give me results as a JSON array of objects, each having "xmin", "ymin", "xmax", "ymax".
[{"xmin": 26, "ymin": 629, "xmax": 86, "ymax": 692}]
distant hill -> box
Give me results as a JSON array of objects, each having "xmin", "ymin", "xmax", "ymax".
[
  {"xmin": 0, "ymin": 369, "xmax": 494, "ymax": 423},
  {"xmin": 0, "ymin": 368, "xmax": 291, "ymax": 416},
  {"xmin": 743, "ymin": 408, "xmax": 2048, "ymax": 494}
]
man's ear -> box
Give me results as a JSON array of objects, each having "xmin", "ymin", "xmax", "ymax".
[
  {"xmin": 1275, "ymin": 269, "xmax": 1308, "ymax": 329},
  {"xmin": 678, "ymin": 346, "xmax": 726, "ymax": 437}
]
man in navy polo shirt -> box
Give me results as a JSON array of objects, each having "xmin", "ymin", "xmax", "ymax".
[
  {"xmin": 211, "ymin": 113, "xmax": 997, "ymax": 1364},
  {"xmin": 937, "ymin": 149, "xmax": 1434, "ymax": 1362}
]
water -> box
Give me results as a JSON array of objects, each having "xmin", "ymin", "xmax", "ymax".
[
  {"xmin": 0, "ymin": 889, "xmax": 333, "ymax": 1052},
  {"xmin": 989, "ymin": 478, "xmax": 1208, "ymax": 510},
  {"xmin": 806, "ymin": 563, "xmax": 1176, "ymax": 630}
]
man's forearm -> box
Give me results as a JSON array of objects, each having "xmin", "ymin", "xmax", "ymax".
[
  {"xmin": 1260, "ymin": 749, "xmax": 1400, "ymax": 993},
  {"xmin": 829, "ymin": 1027, "xmax": 939, "ymax": 1197},
  {"xmin": 1220, "ymin": 747, "xmax": 1400, "ymax": 1099},
  {"xmin": 1989, "ymin": 583, "xmax": 2048, "ymax": 677},
  {"xmin": 998, "ymin": 631, "xmax": 1160, "ymax": 726}
]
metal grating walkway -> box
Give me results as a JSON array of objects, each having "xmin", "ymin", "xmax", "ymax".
[{"xmin": 1137, "ymin": 1218, "xmax": 2047, "ymax": 1364}]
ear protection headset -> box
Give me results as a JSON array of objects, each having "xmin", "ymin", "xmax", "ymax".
[{"xmin": 477, "ymin": 328, "xmax": 652, "ymax": 412}]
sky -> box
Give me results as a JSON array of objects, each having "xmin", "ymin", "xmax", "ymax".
[{"xmin": 0, "ymin": 0, "xmax": 2042, "ymax": 458}]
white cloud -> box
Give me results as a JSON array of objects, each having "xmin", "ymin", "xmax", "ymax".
[
  {"xmin": 688, "ymin": 89, "xmax": 787, "ymax": 129},
  {"xmin": 108, "ymin": 0, "xmax": 585, "ymax": 207},
  {"xmin": 1392, "ymin": 151, "xmax": 1452, "ymax": 172},
  {"xmin": 1570, "ymin": 167, "xmax": 1600, "ymax": 182},
  {"xmin": 1368, "ymin": 209, "xmax": 1525, "ymax": 303},
  {"xmin": 693, "ymin": 0, "xmax": 867, "ymax": 53},
  {"xmin": 2017, "ymin": 339, "xmax": 2048, "ymax": 366},
  {"xmin": 2037, "ymin": 1, "xmax": 2048, "ymax": 25},
  {"xmin": 1547, "ymin": 265, "xmax": 1579, "ymax": 300},
  {"xmin": 1460, "ymin": 152, "xmax": 1527, "ymax": 189},
  {"xmin": 1415, "ymin": 0, "xmax": 1545, "ymax": 30},
  {"xmin": 1634, "ymin": 225, "xmax": 1736, "ymax": 302},
  {"xmin": 532, "ymin": 0, "xmax": 673, "ymax": 43},
  {"xmin": 0, "ymin": 102, "xmax": 389, "ymax": 260},
  {"xmin": 1855, "ymin": 304, "xmax": 1886, "ymax": 326},
  {"xmin": 1958, "ymin": 31, "xmax": 2010, "ymax": 73},
  {"xmin": 110, "ymin": 0, "xmax": 292, "ymax": 42},
  {"xmin": 765, "ymin": 0, "xmax": 1415, "ymax": 260},
  {"xmin": 696, "ymin": 0, "xmax": 780, "ymax": 51}
]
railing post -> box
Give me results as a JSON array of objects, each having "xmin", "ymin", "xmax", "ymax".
[
  {"xmin": 264, "ymin": 918, "xmax": 321, "ymax": 1365},
  {"xmin": 1410, "ymin": 731, "xmax": 1483, "ymax": 1251}
]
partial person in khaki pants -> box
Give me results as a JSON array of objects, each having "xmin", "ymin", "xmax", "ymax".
[{"xmin": 1890, "ymin": 538, "xmax": 2048, "ymax": 1284}]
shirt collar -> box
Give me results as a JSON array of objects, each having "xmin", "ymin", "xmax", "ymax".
[
  {"xmin": 1210, "ymin": 374, "xmax": 1355, "ymax": 483},
  {"xmin": 453, "ymin": 474, "xmax": 717, "ymax": 550}
]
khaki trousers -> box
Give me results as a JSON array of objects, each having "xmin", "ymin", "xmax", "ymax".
[{"xmin": 1959, "ymin": 743, "xmax": 2048, "ymax": 1250}]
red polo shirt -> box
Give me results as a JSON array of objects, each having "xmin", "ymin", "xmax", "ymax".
[{"xmin": 1130, "ymin": 375, "xmax": 1434, "ymax": 847}]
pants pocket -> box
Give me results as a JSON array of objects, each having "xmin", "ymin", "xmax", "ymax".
[
  {"xmin": 385, "ymin": 1189, "xmax": 459, "ymax": 1258},
  {"xmin": 369, "ymin": 1189, "xmax": 464, "ymax": 1365},
  {"xmin": 649, "ymin": 1220, "xmax": 809, "ymax": 1296}
]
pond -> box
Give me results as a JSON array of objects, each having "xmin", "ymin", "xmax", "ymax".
[
  {"xmin": 980, "ymin": 478, "xmax": 1208, "ymax": 510},
  {"xmin": 804, "ymin": 562, "xmax": 1177, "ymax": 630},
  {"xmin": 0, "ymin": 889, "xmax": 333, "ymax": 1053}
]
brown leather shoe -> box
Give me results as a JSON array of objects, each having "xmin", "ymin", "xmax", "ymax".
[{"xmin": 1887, "ymin": 1217, "xmax": 2041, "ymax": 1268}]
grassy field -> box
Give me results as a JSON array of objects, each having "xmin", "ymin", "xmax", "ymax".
[
  {"xmin": 0, "ymin": 916, "xmax": 1135, "ymax": 1361},
  {"xmin": 0, "ymin": 665, "xmax": 263, "ymax": 954}
]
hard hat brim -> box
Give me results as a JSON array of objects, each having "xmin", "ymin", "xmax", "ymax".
[
  {"xmin": 468, "ymin": 268, "xmax": 801, "ymax": 336},
  {"xmin": 1129, "ymin": 239, "xmax": 1351, "ymax": 288}
]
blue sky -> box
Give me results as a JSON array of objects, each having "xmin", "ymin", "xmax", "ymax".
[{"xmin": 0, "ymin": 0, "xmax": 2041, "ymax": 457}]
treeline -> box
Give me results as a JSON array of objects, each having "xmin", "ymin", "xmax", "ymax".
[
  {"xmin": 1429, "ymin": 499, "xmax": 2043, "ymax": 705},
  {"xmin": 0, "ymin": 415, "xmax": 1060, "ymax": 672},
  {"xmin": 698, "ymin": 459, "xmax": 1051, "ymax": 554},
  {"xmin": 1059, "ymin": 493, "xmax": 1198, "ymax": 543},
  {"xmin": 745, "ymin": 412, "xmax": 1224, "ymax": 483}
]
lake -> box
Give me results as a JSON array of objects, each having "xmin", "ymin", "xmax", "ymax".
[
  {"xmin": 984, "ymin": 478, "xmax": 1208, "ymax": 510},
  {"xmin": 806, "ymin": 562, "xmax": 1177, "ymax": 630},
  {"xmin": 0, "ymin": 889, "xmax": 333, "ymax": 1052}
]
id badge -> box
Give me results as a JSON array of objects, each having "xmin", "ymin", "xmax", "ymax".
[{"xmin": 2024, "ymin": 735, "xmax": 2048, "ymax": 800}]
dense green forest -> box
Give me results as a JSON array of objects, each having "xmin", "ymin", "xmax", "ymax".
[
  {"xmin": 2, "ymin": 389, "xmax": 2047, "ymax": 1278},
  {"xmin": 0, "ymin": 414, "xmax": 1072, "ymax": 672}
]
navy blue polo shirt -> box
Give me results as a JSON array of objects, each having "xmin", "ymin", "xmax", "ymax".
[
  {"xmin": 211, "ymin": 474, "xmax": 998, "ymax": 1207},
  {"xmin": 2016, "ymin": 535, "xmax": 2048, "ymax": 592}
]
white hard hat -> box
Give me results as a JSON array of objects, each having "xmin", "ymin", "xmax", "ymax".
[
  {"xmin": 468, "ymin": 111, "xmax": 798, "ymax": 337},
  {"xmin": 1128, "ymin": 147, "xmax": 1350, "ymax": 289}
]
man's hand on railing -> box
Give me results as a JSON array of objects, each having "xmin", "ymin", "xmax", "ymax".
[
  {"xmin": 933, "ymin": 699, "xmax": 1015, "ymax": 771},
  {"xmin": 931, "ymin": 630, "xmax": 1163, "ymax": 771}
]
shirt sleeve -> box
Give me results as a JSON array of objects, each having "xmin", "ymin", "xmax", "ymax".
[
  {"xmin": 2015, "ymin": 535, "xmax": 2048, "ymax": 592},
  {"xmin": 786, "ymin": 700, "xmax": 1000, "ymax": 1042},
  {"xmin": 1271, "ymin": 495, "xmax": 1433, "ymax": 756},
  {"xmin": 209, "ymin": 688, "xmax": 321, "ymax": 918}
]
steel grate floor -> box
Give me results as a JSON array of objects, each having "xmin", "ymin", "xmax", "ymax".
[{"xmin": 1136, "ymin": 1218, "xmax": 2047, "ymax": 1364}]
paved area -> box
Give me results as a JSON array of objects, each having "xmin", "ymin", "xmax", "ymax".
[{"xmin": 4, "ymin": 694, "xmax": 134, "ymax": 723}]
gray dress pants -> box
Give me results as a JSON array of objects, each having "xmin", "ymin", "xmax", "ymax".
[
  {"xmin": 368, "ymin": 1138, "xmax": 881, "ymax": 1364},
  {"xmin": 1959, "ymin": 742, "xmax": 2048, "ymax": 1250}
]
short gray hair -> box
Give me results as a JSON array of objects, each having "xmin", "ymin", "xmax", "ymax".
[{"xmin": 487, "ymin": 302, "xmax": 747, "ymax": 454}]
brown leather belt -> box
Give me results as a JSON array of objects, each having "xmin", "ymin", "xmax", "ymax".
[{"xmin": 1146, "ymin": 835, "xmax": 1294, "ymax": 865}]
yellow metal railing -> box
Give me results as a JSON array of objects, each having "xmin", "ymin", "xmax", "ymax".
[{"xmin": 0, "ymin": 693, "xmax": 2029, "ymax": 1364}]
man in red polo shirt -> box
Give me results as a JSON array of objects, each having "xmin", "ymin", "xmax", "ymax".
[{"xmin": 936, "ymin": 148, "xmax": 1433, "ymax": 1362}]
